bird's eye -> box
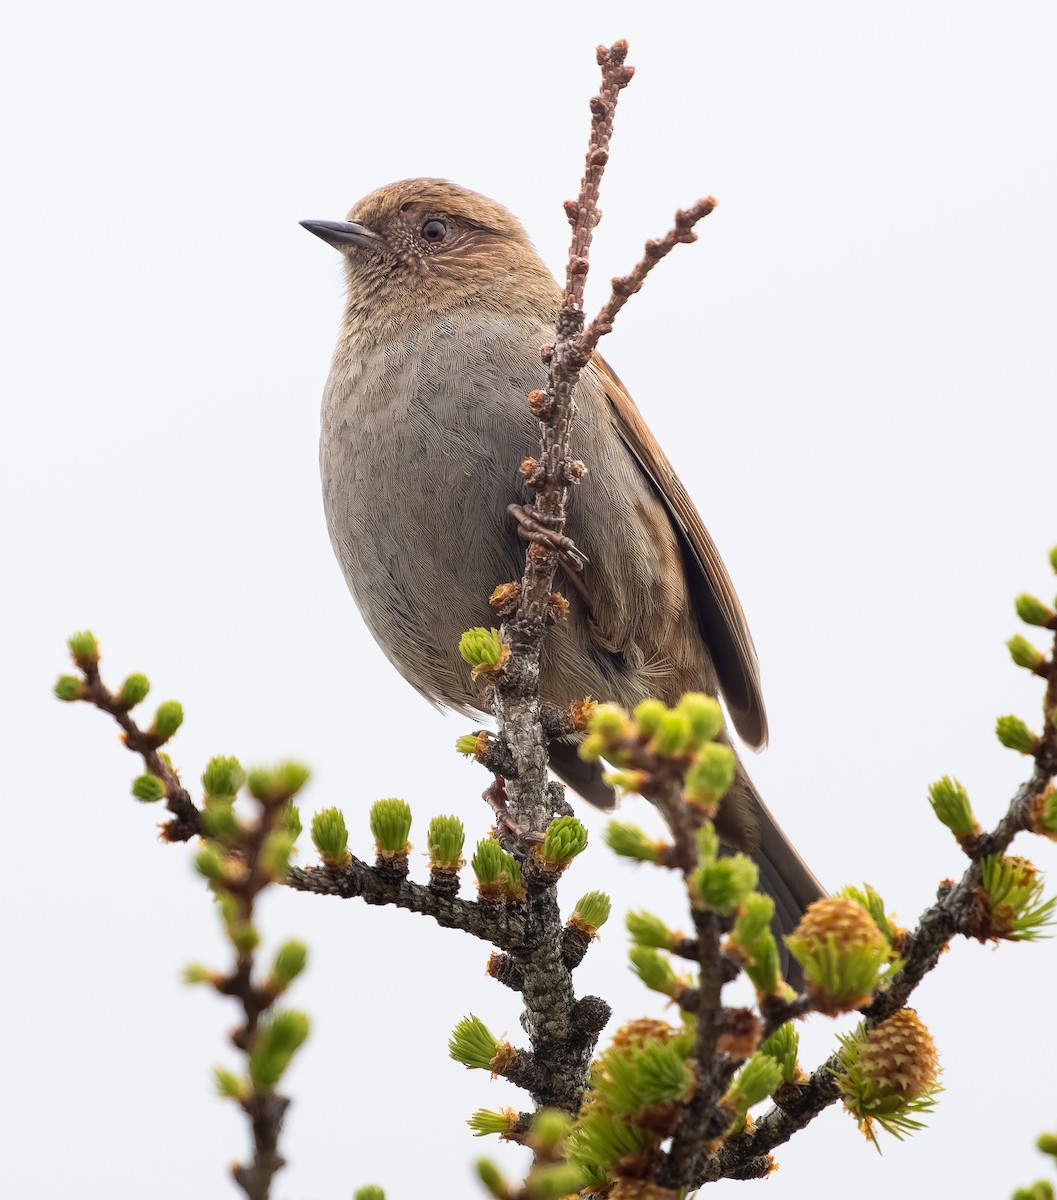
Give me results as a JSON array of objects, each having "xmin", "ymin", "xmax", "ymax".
[{"xmin": 421, "ymin": 218, "xmax": 449, "ymax": 243}]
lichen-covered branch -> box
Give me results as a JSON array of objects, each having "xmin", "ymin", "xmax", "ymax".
[
  {"xmin": 286, "ymin": 858, "xmax": 528, "ymax": 948},
  {"xmin": 469, "ymin": 40, "xmax": 730, "ymax": 1140},
  {"xmin": 489, "ymin": 41, "xmax": 716, "ymax": 839}
]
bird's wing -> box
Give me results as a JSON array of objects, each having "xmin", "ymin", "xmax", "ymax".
[{"xmin": 587, "ymin": 352, "xmax": 768, "ymax": 748}]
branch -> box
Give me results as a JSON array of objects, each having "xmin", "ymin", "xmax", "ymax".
[
  {"xmin": 77, "ymin": 659, "xmax": 203, "ymax": 841},
  {"xmin": 700, "ymin": 630, "xmax": 1057, "ymax": 1183},
  {"xmin": 233, "ymin": 1093, "xmax": 290, "ymax": 1200},
  {"xmin": 471, "ymin": 39, "xmax": 730, "ymax": 1137},
  {"xmin": 56, "ymin": 636, "xmax": 314, "ymax": 1200},
  {"xmin": 187, "ymin": 766, "xmax": 312, "ymax": 1200},
  {"xmin": 642, "ymin": 778, "xmax": 730, "ymax": 1185},
  {"xmin": 286, "ymin": 859, "xmax": 527, "ymax": 949},
  {"xmin": 572, "ymin": 197, "xmax": 718, "ymax": 370},
  {"xmin": 490, "ymin": 40, "xmax": 634, "ymax": 836}
]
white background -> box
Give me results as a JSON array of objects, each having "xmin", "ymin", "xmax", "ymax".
[{"xmin": 3, "ymin": 3, "xmax": 1056, "ymax": 1197}]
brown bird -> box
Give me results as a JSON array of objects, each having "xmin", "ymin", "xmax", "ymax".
[{"xmin": 302, "ymin": 178, "xmax": 823, "ymax": 942}]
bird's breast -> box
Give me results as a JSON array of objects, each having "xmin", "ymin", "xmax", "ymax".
[
  {"xmin": 320, "ymin": 314, "xmax": 547, "ymax": 710},
  {"xmin": 319, "ymin": 311, "xmax": 711, "ymax": 717}
]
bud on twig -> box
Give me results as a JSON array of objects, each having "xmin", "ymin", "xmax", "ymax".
[
  {"xmin": 674, "ymin": 692, "xmax": 724, "ymax": 746},
  {"xmin": 1007, "ymin": 634, "xmax": 1046, "ymax": 672},
  {"xmin": 626, "ymin": 910, "xmax": 679, "ymax": 951},
  {"xmin": 247, "ymin": 762, "xmax": 309, "ymax": 806},
  {"xmin": 282, "ymin": 802, "xmax": 302, "ymax": 841},
  {"xmin": 468, "ymin": 1108, "xmax": 518, "ymax": 1138},
  {"xmin": 426, "ymin": 814, "xmax": 465, "ymax": 873},
  {"xmin": 691, "ymin": 855, "xmax": 759, "ymax": 914},
  {"xmin": 261, "ymin": 830, "xmax": 296, "ymax": 880},
  {"xmin": 489, "ymin": 582, "xmax": 521, "ymax": 615},
  {"xmin": 475, "ymin": 1159, "xmax": 510, "ymax": 1200},
  {"xmin": 971, "ymin": 855, "xmax": 1057, "ymax": 941},
  {"xmin": 721, "ymin": 1052, "xmax": 783, "ymax": 1131},
  {"xmin": 202, "ymin": 755, "xmax": 246, "ymax": 799},
  {"xmin": 1031, "ymin": 786, "xmax": 1057, "ymax": 839},
  {"xmin": 927, "ymin": 776, "xmax": 980, "ymax": 842},
  {"xmin": 248, "ymin": 1009, "xmax": 310, "ymax": 1089},
  {"xmin": 471, "ymin": 838, "xmax": 525, "ymax": 901},
  {"xmin": 119, "ymin": 673, "xmax": 151, "ymax": 706},
  {"xmin": 53, "ymin": 674, "xmax": 84, "ymax": 701},
  {"xmin": 354, "ymin": 1187, "xmax": 386, "ymax": 1200},
  {"xmin": 131, "ymin": 773, "xmax": 166, "ymax": 803},
  {"xmin": 311, "ymin": 807, "xmax": 350, "ymax": 867},
  {"xmin": 605, "ymin": 821, "xmax": 667, "ymax": 864},
  {"xmin": 628, "ymin": 946, "xmax": 692, "ymax": 999},
  {"xmin": 536, "ymin": 815, "xmax": 588, "ymax": 870},
  {"xmin": 213, "ymin": 1066, "xmax": 246, "ymax": 1101},
  {"xmin": 150, "ymin": 700, "xmax": 184, "ymax": 743},
  {"xmin": 448, "ymin": 1014, "xmax": 513, "ymax": 1073},
  {"xmin": 67, "ymin": 630, "xmax": 100, "ymax": 669},
  {"xmin": 569, "ymin": 890, "xmax": 612, "ymax": 938},
  {"xmin": 759, "ymin": 1022, "xmax": 801, "ymax": 1084},
  {"xmin": 459, "ymin": 627, "xmax": 509, "ymax": 679},
  {"xmin": 269, "ymin": 940, "xmax": 309, "ymax": 989},
  {"xmin": 995, "ymin": 715, "xmax": 1039, "ymax": 755},
  {"xmin": 369, "ymin": 798, "xmax": 412, "ymax": 862},
  {"xmin": 526, "ymin": 389, "xmax": 554, "ymax": 420},
  {"xmin": 728, "ymin": 893, "xmax": 784, "ymax": 999},
  {"xmin": 1015, "ymin": 593, "xmax": 1055, "ymax": 628}
]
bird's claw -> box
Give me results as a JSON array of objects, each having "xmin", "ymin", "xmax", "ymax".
[
  {"xmin": 483, "ymin": 775, "xmax": 545, "ymax": 850},
  {"xmin": 508, "ymin": 503, "xmax": 588, "ymax": 572}
]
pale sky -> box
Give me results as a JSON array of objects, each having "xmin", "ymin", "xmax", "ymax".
[{"xmin": 4, "ymin": 3, "xmax": 1057, "ymax": 1197}]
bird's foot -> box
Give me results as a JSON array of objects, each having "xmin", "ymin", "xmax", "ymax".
[
  {"xmin": 507, "ymin": 503, "xmax": 588, "ymax": 572},
  {"xmin": 483, "ymin": 775, "xmax": 545, "ymax": 851}
]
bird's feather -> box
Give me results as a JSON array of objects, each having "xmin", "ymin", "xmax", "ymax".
[{"xmin": 587, "ymin": 353, "xmax": 768, "ymax": 748}]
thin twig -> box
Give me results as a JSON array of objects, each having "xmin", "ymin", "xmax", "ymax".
[
  {"xmin": 647, "ymin": 777, "xmax": 728, "ymax": 1189},
  {"xmin": 571, "ymin": 197, "xmax": 718, "ymax": 370},
  {"xmin": 492, "ymin": 40, "xmax": 636, "ymax": 836},
  {"xmin": 232, "ymin": 1094, "xmax": 290, "ymax": 1200},
  {"xmin": 64, "ymin": 652, "xmax": 312, "ymax": 1200},
  {"xmin": 79, "ymin": 663, "xmax": 203, "ymax": 841},
  {"xmin": 210, "ymin": 788, "xmax": 305, "ymax": 1198},
  {"xmin": 562, "ymin": 45, "xmax": 635, "ymax": 309}
]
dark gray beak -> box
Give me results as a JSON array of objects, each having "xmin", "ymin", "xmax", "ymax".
[{"xmin": 299, "ymin": 219, "xmax": 385, "ymax": 250}]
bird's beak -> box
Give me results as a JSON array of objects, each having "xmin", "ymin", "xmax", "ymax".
[{"xmin": 299, "ymin": 218, "xmax": 386, "ymax": 251}]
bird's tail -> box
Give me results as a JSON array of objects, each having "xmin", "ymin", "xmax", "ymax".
[
  {"xmin": 728, "ymin": 764, "xmax": 826, "ymax": 988},
  {"xmin": 549, "ymin": 737, "xmax": 617, "ymax": 809}
]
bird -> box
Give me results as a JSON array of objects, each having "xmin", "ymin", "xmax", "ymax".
[{"xmin": 302, "ymin": 178, "xmax": 823, "ymax": 942}]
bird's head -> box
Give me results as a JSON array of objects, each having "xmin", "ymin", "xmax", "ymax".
[{"xmin": 302, "ymin": 179, "xmax": 558, "ymax": 329}]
